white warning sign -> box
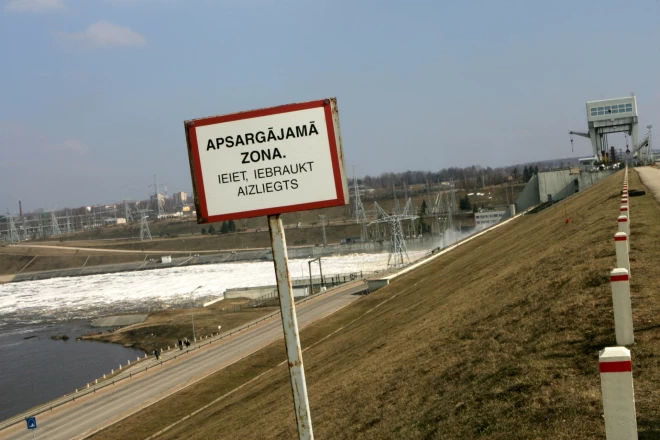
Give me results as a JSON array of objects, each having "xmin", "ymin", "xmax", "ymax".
[{"xmin": 185, "ymin": 98, "xmax": 348, "ymax": 223}]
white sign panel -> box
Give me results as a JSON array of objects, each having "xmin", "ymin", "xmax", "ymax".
[{"xmin": 185, "ymin": 99, "xmax": 348, "ymax": 223}]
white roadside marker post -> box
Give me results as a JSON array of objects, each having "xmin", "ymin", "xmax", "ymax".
[
  {"xmin": 620, "ymin": 205, "xmax": 629, "ymax": 220},
  {"xmin": 618, "ymin": 215, "xmax": 630, "ymax": 237},
  {"xmin": 610, "ymin": 268, "xmax": 634, "ymax": 346},
  {"xmin": 614, "ymin": 232, "xmax": 630, "ymax": 273},
  {"xmin": 268, "ymin": 214, "xmax": 313, "ymax": 439},
  {"xmin": 599, "ymin": 347, "xmax": 638, "ymax": 439}
]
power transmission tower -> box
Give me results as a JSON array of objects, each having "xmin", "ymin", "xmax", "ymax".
[
  {"xmin": 65, "ymin": 211, "xmax": 73, "ymax": 233},
  {"xmin": 7, "ymin": 210, "xmax": 19, "ymax": 243},
  {"xmin": 369, "ymin": 198, "xmax": 418, "ymax": 269},
  {"xmin": 124, "ymin": 201, "xmax": 134, "ymax": 223},
  {"xmin": 20, "ymin": 217, "xmax": 28, "ymax": 241},
  {"xmin": 136, "ymin": 205, "xmax": 152, "ymax": 241},
  {"xmin": 351, "ymin": 169, "xmax": 368, "ymax": 241},
  {"xmin": 432, "ymin": 191, "xmax": 445, "ymax": 237},
  {"xmin": 446, "ymin": 192, "xmax": 453, "ymax": 231},
  {"xmin": 392, "ymin": 184, "xmax": 401, "ymax": 214},
  {"xmin": 319, "ymin": 215, "xmax": 327, "ymax": 247},
  {"xmin": 151, "ymin": 175, "xmax": 165, "ymax": 218},
  {"xmin": 37, "ymin": 213, "xmax": 44, "ymax": 238},
  {"xmin": 50, "ymin": 211, "xmax": 61, "ymax": 236},
  {"xmin": 426, "ymin": 181, "xmax": 432, "ymax": 214}
]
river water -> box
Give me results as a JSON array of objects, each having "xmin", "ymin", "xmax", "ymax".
[
  {"xmin": 0, "ymin": 241, "xmax": 471, "ymax": 422},
  {"xmin": 0, "ymin": 320, "xmax": 144, "ymax": 421}
]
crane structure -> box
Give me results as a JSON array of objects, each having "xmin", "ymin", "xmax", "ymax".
[
  {"xmin": 569, "ymin": 96, "xmax": 647, "ymax": 164},
  {"xmin": 632, "ymin": 125, "xmax": 653, "ymax": 163},
  {"xmin": 369, "ymin": 198, "xmax": 418, "ymax": 269}
]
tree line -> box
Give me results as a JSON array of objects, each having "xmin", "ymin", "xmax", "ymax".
[
  {"xmin": 362, "ymin": 164, "xmax": 541, "ymax": 191},
  {"xmin": 201, "ymin": 219, "xmax": 237, "ymax": 235}
]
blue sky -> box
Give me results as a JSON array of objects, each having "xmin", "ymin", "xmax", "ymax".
[{"xmin": 1, "ymin": 0, "xmax": 659, "ymax": 211}]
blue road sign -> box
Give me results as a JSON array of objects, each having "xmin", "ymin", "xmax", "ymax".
[{"xmin": 26, "ymin": 416, "xmax": 37, "ymax": 430}]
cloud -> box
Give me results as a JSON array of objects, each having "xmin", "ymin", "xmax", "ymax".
[
  {"xmin": 58, "ymin": 21, "xmax": 147, "ymax": 48},
  {"xmin": 60, "ymin": 139, "xmax": 87, "ymax": 154},
  {"xmin": 0, "ymin": 122, "xmax": 87, "ymax": 157},
  {"xmin": 5, "ymin": 0, "xmax": 65, "ymax": 12}
]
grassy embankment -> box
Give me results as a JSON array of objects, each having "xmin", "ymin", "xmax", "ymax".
[
  {"xmin": 90, "ymin": 169, "xmax": 660, "ymax": 439},
  {"xmin": 82, "ymin": 298, "xmax": 278, "ymax": 354}
]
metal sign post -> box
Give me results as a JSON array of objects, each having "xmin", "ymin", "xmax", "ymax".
[
  {"xmin": 26, "ymin": 416, "xmax": 37, "ymax": 439},
  {"xmin": 268, "ymin": 214, "xmax": 313, "ymax": 439},
  {"xmin": 184, "ymin": 98, "xmax": 348, "ymax": 440}
]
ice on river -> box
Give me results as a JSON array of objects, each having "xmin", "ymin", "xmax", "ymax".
[{"xmin": 0, "ymin": 251, "xmax": 430, "ymax": 326}]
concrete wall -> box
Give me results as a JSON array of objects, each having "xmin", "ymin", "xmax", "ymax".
[
  {"xmin": 578, "ymin": 169, "xmax": 616, "ymax": 191},
  {"xmin": 224, "ymin": 286, "xmax": 275, "ymax": 300},
  {"xmin": 499, "ymin": 204, "xmax": 516, "ymax": 222},
  {"xmin": 515, "ymin": 174, "xmax": 540, "ymax": 213},
  {"xmin": 537, "ymin": 169, "xmax": 616, "ymax": 204},
  {"xmin": 284, "ymin": 236, "xmax": 443, "ymax": 260},
  {"xmin": 513, "ymin": 168, "xmax": 616, "ymax": 215},
  {"xmin": 224, "ymin": 284, "xmax": 309, "ymax": 300},
  {"xmin": 538, "ymin": 170, "xmax": 578, "ymax": 203}
]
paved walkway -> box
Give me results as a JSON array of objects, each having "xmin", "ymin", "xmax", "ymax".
[{"xmin": 635, "ymin": 166, "xmax": 660, "ymax": 203}]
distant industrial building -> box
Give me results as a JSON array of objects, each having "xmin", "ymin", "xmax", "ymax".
[
  {"xmin": 104, "ymin": 218, "xmax": 127, "ymax": 225},
  {"xmin": 150, "ymin": 193, "xmax": 165, "ymax": 204},
  {"xmin": 176, "ymin": 204, "xmax": 192, "ymax": 214},
  {"xmin": 173, "ymin": 191, "xmax": 187, "ymax": 205},
  {"xmin": 474, "ymin": 210, "xmax": 506, "ymax": 226}
]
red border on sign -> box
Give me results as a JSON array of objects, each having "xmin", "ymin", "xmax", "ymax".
[{"xmin": 186, "ymin": 99, "xmax": 346, "ymax": 223}]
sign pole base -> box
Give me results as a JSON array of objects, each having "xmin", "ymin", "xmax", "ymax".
[{"xmin": 268, "ymin": 214, "xmax": 314, "ymax": 440}]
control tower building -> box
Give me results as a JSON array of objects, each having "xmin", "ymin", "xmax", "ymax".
[{"xmin": 570, "ymin": 96, "xmax": 638, "ymax": 161}]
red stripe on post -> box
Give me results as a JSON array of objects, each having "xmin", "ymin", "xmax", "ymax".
[
  {"xmin": 600, "ymin": 360, "xmax": 632, "ymax": 373},
  {"xmin": 614, "ymin": 236, "xmax": 628, "ymax": 241},
  {"xmin": 618, "ymin": 218, "xmax": 628, "ymax": 222},
  {"xmin": 611, "ymin": 274, "xmax": 629, "ymax": 282}
]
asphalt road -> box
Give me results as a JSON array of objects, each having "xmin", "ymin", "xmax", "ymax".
[
  {"xmin": 636, "ymin": 166, "xmax": 660, "ymax": 202},
  {"xmin": 0, "ymin": 281, "xmax": 367, "ymax": 440}
]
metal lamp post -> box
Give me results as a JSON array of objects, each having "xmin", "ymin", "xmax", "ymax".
[
  {"xmin": 190, "ymin": 285, "xmax": 202, "ymax": 341},
  {"xmin": 308, "ymin": 258, "xmax": 324, "ymax": 293}
]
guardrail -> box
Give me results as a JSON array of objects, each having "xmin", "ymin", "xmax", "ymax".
[{"xmin": 0, "ymin": 276, "xmax": 367, "ymax": 432}]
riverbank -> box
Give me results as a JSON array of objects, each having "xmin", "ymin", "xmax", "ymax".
[
  {"xmin": 81, "ymin": 298, "xmax": 279, "ymax": 353},
  {"xmin": 0, "ymin": 320, "xmax": 144, "ymax": 421}
]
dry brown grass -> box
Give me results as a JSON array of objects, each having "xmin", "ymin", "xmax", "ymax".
[
  {"xmin": 82, "ymin": 299, "xmax": 278, "ymax": 353},
  {"xmin": 90, "ymin": 170, "xmax": 660, "ymax": 439}
]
